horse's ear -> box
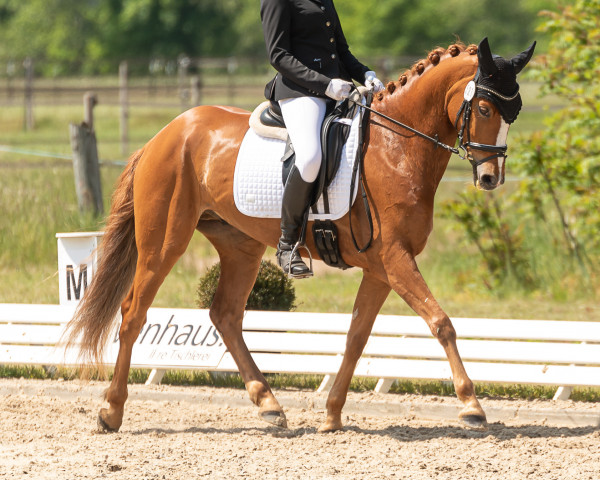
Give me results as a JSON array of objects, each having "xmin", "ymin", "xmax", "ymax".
[
  {"xmin": 477, "ymin": 37, "xmax": 498, "ymax": 76},
  {"xmin": 511, "ymin": 41, "xmax": 537, "ymax": 74}
]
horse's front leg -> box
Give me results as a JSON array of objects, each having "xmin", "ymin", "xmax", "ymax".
[
  {"xmin": 318, "ymin": 271, "xmax": 391, "ymax": 433},
  {"xmin": 386, "ymin": 250, "xmax": 487, "ymax": 430}
]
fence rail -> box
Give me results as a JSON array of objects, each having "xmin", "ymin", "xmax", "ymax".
[{"xmin": 1, "ymin": 303, "xmax": 599, "ymax": 401}]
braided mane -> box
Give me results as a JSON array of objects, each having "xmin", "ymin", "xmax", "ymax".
[{"xmin": 374, "ymin": 43, "xmax": 479, "ymax": 103}]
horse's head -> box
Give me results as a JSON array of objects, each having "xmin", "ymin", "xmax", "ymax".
[{"xmin": 452, "ymin": 38, "xmax": 536, "ymax": 190}]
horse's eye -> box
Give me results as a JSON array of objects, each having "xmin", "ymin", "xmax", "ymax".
[{"xmin": 478, "ymin": 105, "xmax": 490, "ymax": 117}]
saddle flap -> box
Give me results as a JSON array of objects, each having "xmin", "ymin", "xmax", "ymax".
[{"xmin": 312, "ymin": 98, "xmax": 359, "ymax": 206}]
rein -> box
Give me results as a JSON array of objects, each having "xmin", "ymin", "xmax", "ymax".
[
  {"xmin": 350, "ymin": 100, "xmax": 460, "ymax": 156},
  {"xmin": 349, "ymin": 72, "xmax": 511, "ymax": 184}
]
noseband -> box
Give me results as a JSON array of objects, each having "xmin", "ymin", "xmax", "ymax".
[
  {"xmin": 454, "ymin": 71, "xmax": 513, "ymax": 183},
  {"xmin": 351, "ymin": 70, "xmax": 513, "ymax": 185}
]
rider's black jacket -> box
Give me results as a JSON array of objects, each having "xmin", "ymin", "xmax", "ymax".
[{"xmin": 260, "ymin": 0, "xmax": 370, "ymax": 101}]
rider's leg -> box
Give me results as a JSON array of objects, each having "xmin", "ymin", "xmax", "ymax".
[{"xmin": 276, "ymin": 96, "xmax": 328, "ymax": 278}]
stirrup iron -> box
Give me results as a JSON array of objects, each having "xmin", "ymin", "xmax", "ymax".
[{"xmin": 287, "ymin": 242, "xmax": 313, "ymax": 279}]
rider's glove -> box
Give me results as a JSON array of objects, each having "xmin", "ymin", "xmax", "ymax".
[
  {"xmin": 364, "ymin": 71, "xmax": 385, "ymax": 93},
  {"xmin": 325, "ymin": 79, "xmax": 353, "ymax": 101}
]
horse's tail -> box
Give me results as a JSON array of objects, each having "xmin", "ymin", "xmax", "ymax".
[{"xmin": 64, "ymin": 149, "xmax": 143, "ymax": 368}]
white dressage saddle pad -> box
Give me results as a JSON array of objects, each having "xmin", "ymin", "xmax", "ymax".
[{"xmin": 233, "ymin": 107, "xmax": 361, "ymax": 221}]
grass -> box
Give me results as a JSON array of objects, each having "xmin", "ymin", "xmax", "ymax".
[{"xmin": 2, "ymin": 365, "xmax": 599, "ymax": 403}]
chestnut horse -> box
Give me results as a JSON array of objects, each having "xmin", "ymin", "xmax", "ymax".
[{"xmin": 66, "ymin": 39, "xmax": 535, "ymax": 433}]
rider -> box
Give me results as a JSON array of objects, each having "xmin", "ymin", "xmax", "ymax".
[{"xmin": 260, "ymin": 0, "xmax": 384, "ymax": 278}]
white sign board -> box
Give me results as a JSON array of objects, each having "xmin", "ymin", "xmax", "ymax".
[
  {"xmin": 56, "ymin": 232, "xmax": 103, "ymax": 305},
  {"xmin": 107, "ymin": 308, "xmax": 227, "ymax": 369}
]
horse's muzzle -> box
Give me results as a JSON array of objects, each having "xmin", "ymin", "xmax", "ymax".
[{"xmin": 477, "ymin": 173, "xmax": 499, "ymax": 191}]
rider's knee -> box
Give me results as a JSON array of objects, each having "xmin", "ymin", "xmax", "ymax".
[{"xmin": 295, "ymin": 152, "xmax": 321, "ymax": 183}]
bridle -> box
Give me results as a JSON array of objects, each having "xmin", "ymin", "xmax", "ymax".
[
  {"xmin": 348, "ymin": 68, "xmax": 519, "ymax": 253},
  {"xmin": 350, "ymin": 69, "xmax": 514, "ymax": 185},
  {"xmin": 346, "ymin": 72, "xmax": 516, "ymax": 252},
  {"xmin": 453, "ymin": 70, "xmax": 514, "ymax": 183}
]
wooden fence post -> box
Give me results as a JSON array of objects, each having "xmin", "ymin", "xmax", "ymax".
[
  {"xmin": 69, "ymin": 92, "xmax": 103, "ymax": 216},
  {"xmin": 23, "ymin": 57, "xmax": 34, "ymax": 131},
  {"xmin": 190, "ymin": 76, "xmax": 201, "ymax": 107},
  {"xmin": 119, "ymin": 61, "xmax": 129, "ymax": 157},
  {"xmin": 178, "ymin": 56, "xmax": 190, "ymax": 111}
]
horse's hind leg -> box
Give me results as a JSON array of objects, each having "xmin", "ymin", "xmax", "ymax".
[
  {"xmin": 198, "ymin": 219, "xmax": 287, "ymax": 427},
  {"xmin": 99, "ymin": 163, "xmax": 201, "ymax": 432}
]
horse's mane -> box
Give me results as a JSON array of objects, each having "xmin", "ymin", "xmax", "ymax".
[{"xmin": 374, "ymin": 43, "xmax": 479, "ymax": 103}]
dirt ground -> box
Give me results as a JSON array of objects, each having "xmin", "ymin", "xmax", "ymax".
[{"xmin": 1, "ymin": 379, "xmax": 599, "ymax": 480}]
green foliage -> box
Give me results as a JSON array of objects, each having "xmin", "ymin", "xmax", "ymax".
[
  {"xmin": 442, "ymin": 0, "xmax": 600, "ymax": 297},
  {"xmin": 0, "ymin": 0, "xmax": 552, "ymax": 75},
  {"xmin": 440, "ymin": 189, "xmax": 535, "ymax": 291},
  {"xmin": 336, "ymin": 0, "xmax": 549, "ymax": 58},
  {"xmin": 513, "ymin": 0, "xmax": 600, "ymax": 269},
  {"xmin": 0, "ymin": 0, "xmax": 100, "ymax": 74},
  {"xmin": 197, "ymin": 260, "xmax": 296, "ymax": 311}
]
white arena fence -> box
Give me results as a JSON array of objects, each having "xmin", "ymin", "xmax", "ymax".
[
  {"xmin": 1, "ymin": 303, "xmax": 600, "ymax": 401},
  {"xmin": 1, "ymin": 231, "xmax": 598, "ymax": 401}
]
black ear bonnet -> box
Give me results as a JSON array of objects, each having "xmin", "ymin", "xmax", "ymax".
[{"xmin": 475, "ymin": 38, "xmax": 536, "ymax": 124}]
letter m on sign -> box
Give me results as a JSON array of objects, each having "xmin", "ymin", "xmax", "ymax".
[{"xmin": 66, "ymin": 264, "xmax": 88, "ymax": 300}]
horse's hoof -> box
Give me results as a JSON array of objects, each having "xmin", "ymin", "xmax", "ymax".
[
  {"xmin": 460, "ymin": 414, "xmax": 488, "ymax": 431},
  {"xmin": 97, "ymin": 409, "xmax": 121, "ymax": 433},
  {"xmin": 259, "ymin": 410, "xmax": 288, "ymax": 428},
  {"xmin": 317, "ymin": 419, "xmax": 343, "ymax": 433}
]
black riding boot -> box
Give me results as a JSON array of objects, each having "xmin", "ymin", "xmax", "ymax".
[{"xmin": 277, "ymin": 166, "xmax": 315, "ymax": 278}]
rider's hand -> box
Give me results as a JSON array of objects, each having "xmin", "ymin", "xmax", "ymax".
[
  {"xmin": 364, "ymin": 71, "xmax": 385, "ymax": 93},
  {"xmin": 325, "ymin": 79, "xmax": 353, "ymax": 101}
]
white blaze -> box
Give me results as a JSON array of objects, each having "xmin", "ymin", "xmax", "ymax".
[{"xmin": 496, "ymin": 120, "xmax": 510, "ymax": 181}]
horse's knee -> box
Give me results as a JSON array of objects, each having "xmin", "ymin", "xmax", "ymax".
[
  {"xmin": 429, "ymin": 315, "xmax": 456, "ymax": 347},
  {"xmin": 295, "ymin": 152, "xmax": 321, "ymax": 183}
]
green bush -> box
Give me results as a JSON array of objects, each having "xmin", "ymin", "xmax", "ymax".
[
  {"xmin": 441, "ymin": 0, "xmax": 600, "ymax": 297},
  {"xmin": 196, "ymin": 260, "xmax": 296, "ymax": 311}
]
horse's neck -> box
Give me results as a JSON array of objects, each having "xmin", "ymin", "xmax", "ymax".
[{"xmin": 372, "ymin": 56, "xmax": 476, "ymax": 190}]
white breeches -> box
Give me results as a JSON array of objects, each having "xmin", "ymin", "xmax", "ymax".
[{"xmin": 279, "ymin": 96, "xmax": 328, "ymax": 183}]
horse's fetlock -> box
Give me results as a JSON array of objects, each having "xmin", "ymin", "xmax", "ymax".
[{"xmin": 455, "ymin": 378, "xmax": 475, "ymax": 400}]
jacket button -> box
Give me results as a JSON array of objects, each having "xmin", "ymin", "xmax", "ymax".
[
  {"xmin": 321, "ymin": 6, "xmax": 325, "ymax": 10},
  {"xmin": 330, "ymin": 37, "xmax": 334, "ymax": 43},
  {"xmin": 331, "ymin": 54, "xmax": 336, "ymax": 59},
  {"xmin": 326, "ymin": 21, "xmax": 331, "ymax": 27}
]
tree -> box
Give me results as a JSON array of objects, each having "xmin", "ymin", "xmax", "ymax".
[
  {"xmin": 0, "ymin": 0, "xmax": 553, "ymax": 75},
  {"xmin": 513, "ymin": 0, "xmax": 600, "ymax": 271},
  {"xmin": 335, "ymin": 0, "xmax": 549, "ymax": 58},
  {"xmin": 0, "ymin": 0, "xmax": 100, "ymax": 74},
  {"xmin": 442, "ymin": 0, "xmax": 600, "ymax": 296}
]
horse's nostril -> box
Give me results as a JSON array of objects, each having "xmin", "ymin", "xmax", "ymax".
[{"xmin": 481, "ymin": 174, "xmax": 497, "ymax": 186}]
